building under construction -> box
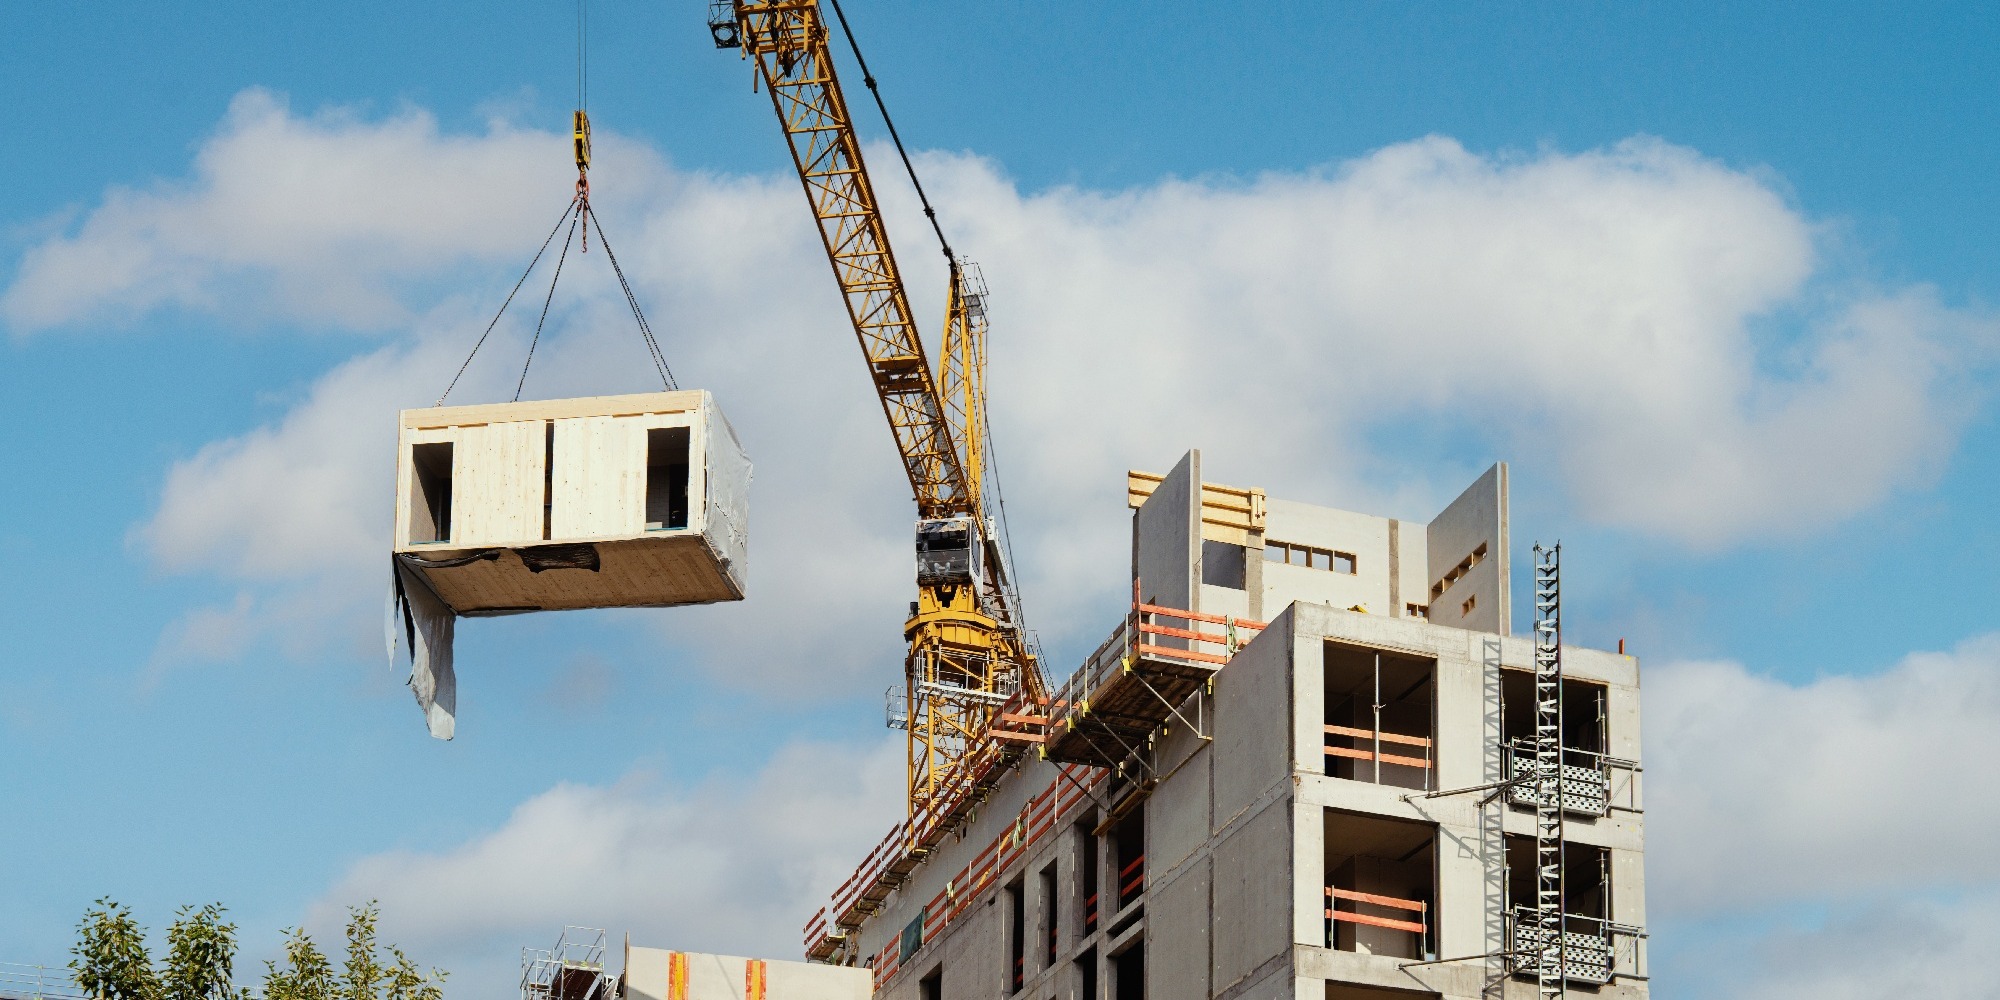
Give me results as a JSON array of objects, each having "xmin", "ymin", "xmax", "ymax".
[
  {"xmin": 481, "ymin": 3, "xmax": 1648, "ymax": 997},
  {"xmin": 749, "ymin": 453, "xmax": 1647, "ymax": 1000}
]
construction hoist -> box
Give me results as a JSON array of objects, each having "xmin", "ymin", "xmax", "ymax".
[{"xmin": 709, "ymin": 0, "xmax": 1047, "ymax": 830}]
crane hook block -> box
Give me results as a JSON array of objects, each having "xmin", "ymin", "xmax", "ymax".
[{"xmin": 573, "ymin": 110, "xmax": 592, "ymax": 173}]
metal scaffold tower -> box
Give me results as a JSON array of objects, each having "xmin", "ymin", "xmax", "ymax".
[{"xmin": 1531, "ymin": 543, "xmax": 1566, "ymax": 999}]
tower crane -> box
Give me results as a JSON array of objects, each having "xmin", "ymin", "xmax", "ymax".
[{"xmin": 708, "ymin": 1, "xmax": 1049, "ymax": 840}]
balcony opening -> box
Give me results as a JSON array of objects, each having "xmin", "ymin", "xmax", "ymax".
[
  {"xmin": 645, "ymin": 427, "xmax": 691, "ymax": 530},
  {"xmin": 1111, "ymin": 942, "xmax": 1144, "ymax": 1000},
  {"xmin": 409, "ymin": 442, "xmax": 454, "ymax": 544},
  {"xmin": 1501, "ymin": 671, "xmax": 1611, "ymax": 815},
  {"xmin": 1323, "ymin": 643, "xmax": 1435, "ymax": 791},
  {"xmin": 1505, "ymin": 836, "xmax": 1615, "ymax": 984},
  {"xmin": 1079, "ymin": 819, "xmax": 1100, "ymax": 935},
  {"xmin": 1323, "ymin": 810, "xmax": 1434, "ymax": 961}
]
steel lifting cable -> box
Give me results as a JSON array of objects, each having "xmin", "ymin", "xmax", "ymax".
[
  {"xmin": 436, "ymin": 197, "xmax": 579, "ymax": 406},
  {"xmin": 588, "ymin": 209, "xmax": 679, "ymax": 392},
  {"xmin": 513, "ymin": 209, "xmax": 582, "ymax": 402}
]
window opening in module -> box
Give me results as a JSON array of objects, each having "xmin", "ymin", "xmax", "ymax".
[
  {"xmin": 543, "ymin": 421, "xmax": 556, "ymax": 540},
  {"xmin": 410, "ymin": 442, "xmax": 454, "ymax": 544},
  {"xmin": 645, "ymin": 426, "xmax": 691, "ymax": 530}
]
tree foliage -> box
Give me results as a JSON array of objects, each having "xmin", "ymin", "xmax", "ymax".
[
  {"xmin": 72, "ymin": 898, "xmax": 160, "ymax": 1000},
  {"xmin": 163, "ymin": 904, "xmax": 239, "ymax": 1000},
  {"xmin": 71, "ymin": 900, "xmax": 444, "ymax": 1000}
]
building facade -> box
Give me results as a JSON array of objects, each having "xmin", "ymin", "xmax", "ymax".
[{"xmin": 827, "ymin": 452, "xmax": 1646, "ymax": 1000}]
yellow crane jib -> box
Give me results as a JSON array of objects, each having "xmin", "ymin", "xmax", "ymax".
[{"xmin": 711, "ymin": 0, "xmax": 1048, "ymax": 829}]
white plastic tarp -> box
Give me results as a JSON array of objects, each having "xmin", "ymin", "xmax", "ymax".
[
  {"xmin": 388, "ymin": 559, "xmax": 457, "ymax": 740},
  {"xmin": 701, "ymin": 393, "xmax": 752, "ymax": 597}
]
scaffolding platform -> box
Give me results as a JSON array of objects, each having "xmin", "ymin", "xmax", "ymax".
[{"xmin": 1042, "ymin": 590, "xmax": 1264, "ymax": 770}]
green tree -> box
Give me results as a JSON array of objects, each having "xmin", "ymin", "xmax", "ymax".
[
  {"xmin": 262, "ymin": 929, "xmax": 336, "ymax": 1000},
  {"xmin": 71, "ymin": 898, "xmax": 159, "ymax": 1000},
  {"xmin": 381, "ymin": 949, "xmax": 444, "ymax": 1000},
  {"xmin": 162, "ymin": 904, "xmax": 238, "ymax": 1000},
  {"xmin": 340, "ymin": 905, "xmax": 384, "ymax": 1000}
]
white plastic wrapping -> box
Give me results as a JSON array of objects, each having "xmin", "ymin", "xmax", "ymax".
[
  {"xmin": 701, "ymin": 393, "xmax": 753, "ymax": 597},
  {"xmin": 389, "ymin": 559, "xmax": 458, "ymax": 740}
]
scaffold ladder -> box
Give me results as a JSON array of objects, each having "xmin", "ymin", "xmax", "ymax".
[{"xmin": 1531, "ymin": 543, "xmax": 1566, "ymax": 999}]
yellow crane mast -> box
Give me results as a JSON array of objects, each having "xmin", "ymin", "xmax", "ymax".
[{"xmin": 709, "ymin": 0, "xmax": 1047, "ymax": 837}]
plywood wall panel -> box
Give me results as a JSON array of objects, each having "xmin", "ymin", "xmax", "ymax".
[
  {"xmin": 453, "ymin": 421, "xmax": 545, "ymax": 546},
  {"xmin": 550, "ymin": 415, "xmax": 645, "ymax": 540}
]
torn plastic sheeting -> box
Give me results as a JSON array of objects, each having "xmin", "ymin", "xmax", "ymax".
[
  {"xmin": 702, "ymin": 393, "xmax": 752, "ymax": 596},
  {"xmin": 389, "ymin": 557, "xmax": 457, "ymax": 740}
]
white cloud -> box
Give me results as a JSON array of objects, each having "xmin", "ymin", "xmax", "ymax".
[
  {"xmin": 1655, "ymin": 887, "xmax": 2000, "ymax": 1000},
  {"xmin": 3, "ymin": 88, "xmax": 578, "ymax": 331},
  {"xmin": 305, "ymin": 737, "xmax": 903, "ymax": 999},
  {"xmin": 1645, "ymin": 633, "xmax": 2000, "ymax": 916},
  {"xmin": 11, "ymin": 92, "xmax": 1989, "ymax": 690}
]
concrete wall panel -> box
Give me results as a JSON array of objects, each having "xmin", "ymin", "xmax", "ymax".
[
  {"xmin": 1424, "ymin": 463, "xmax": 1509, "ymax": 636},
  {"xmin": 1212, "ymin": 800, "xmax": 1294, "ymax": 996},
  {"xmin": 1214, "ymin": 609, "xmax": 1295, "ymax": 825},
  {"xmin": 1137, "ymin": 450, "xmax": 1201, "ymax": 614},
  {"xmin": 1150, "ymin": 856, "xmax": 1212, "ymax": 1000}
]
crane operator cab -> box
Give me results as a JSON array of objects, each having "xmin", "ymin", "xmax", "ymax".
[{"xmin": 912, "ymin": 515, "xmax": 1005, "ymax": 617}]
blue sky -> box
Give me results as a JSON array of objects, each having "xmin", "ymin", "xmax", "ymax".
[{"xmin": 4, "ymin": 4, "xmax": 1998, "ymax": 998}]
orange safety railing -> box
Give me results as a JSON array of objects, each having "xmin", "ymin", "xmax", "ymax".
[
  {"xmin": 1325, "ymin": 886, "xmax": 1428, "ymax": 947},
  {"xmin": 854, "ymin": 764, "xmax": 1107, "ymax": 989},
  {"xmin": 1117, "ymin": 853, "xmax": 1146, "ymax": 909},
  {"xmin": 1046, "ymin": 581, "xmax": 1267, "ymax": 733},
  {"xmin": 1323, "ymin": 724, "xmax": 1433, "ymax": 773}
]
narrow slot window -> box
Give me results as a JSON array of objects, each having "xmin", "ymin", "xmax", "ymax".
[
  {"xmin": 1007, "ymin": 880, "xmax": 1025, "ymax": 993},
  {"xmin": 1079, "ymin": 821, "xmax": 1100, "ymax": 936},
  {"xmin": 1040, "ymin": 863, "xmax": 1060, "ymax": 968},
  {"xmin": 409, "ymin": 442, "xmax": 453, "ymax": 544},
  {"xmin": 646, "ymin": 426, "xmax": 691, "ymax": 530},
  {"xmin": 542, "ymin": 421, "xmax": 555, "ymax": 540}
]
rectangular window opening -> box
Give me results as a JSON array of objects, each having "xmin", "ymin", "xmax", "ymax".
[
  {"xmin": 1200, "ymin": 539, "xmax": 1246, "ymax": 589},
  {"xmin": 1079, "ymin": 820, "xmax": 1100, "ymax": 936},
  {"xmin": 409, "ymin": 442, "xmax": 454, "ymax": 544},
  {"xmin": 1040, "ymin": 863, "xmax": 1060, "ymax": 969},
  {"xmin": 918, "ymin": 966, "xmax": 943, "ymax": 1000},
  {"xmin": 1111, "ymin": 943, "xmax": 1144, "ymax": 1000},
  {"xmin": 1113, "ymin": 812, "xmax": 1145, "ymax": 910},
  {"xmin": 542, "ymin": 421, "xmax": 555, "ymax": 540},
  {"xmin": 645, "ymin": 426, "xmax": 691, "ymax": 531},
  {"xmin": 1332, "ymin": 551, "xmax": 1357, "ymax": 574},
  {"xmin": 1077, "ymin": 950, "xmax": 1096, "ymax": 1000},
  {"xmin": 1007, "ymin": 879, "xmax": 1026, "ymax": 994}
]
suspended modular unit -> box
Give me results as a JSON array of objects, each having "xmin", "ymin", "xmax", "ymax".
[
  {"xmin": 395, "ymin": 390, "xmax": 750, "ymax": 612},
  {"xmin": 388, "ymin": 390, "xmax": 749, "ymax": 740}
]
